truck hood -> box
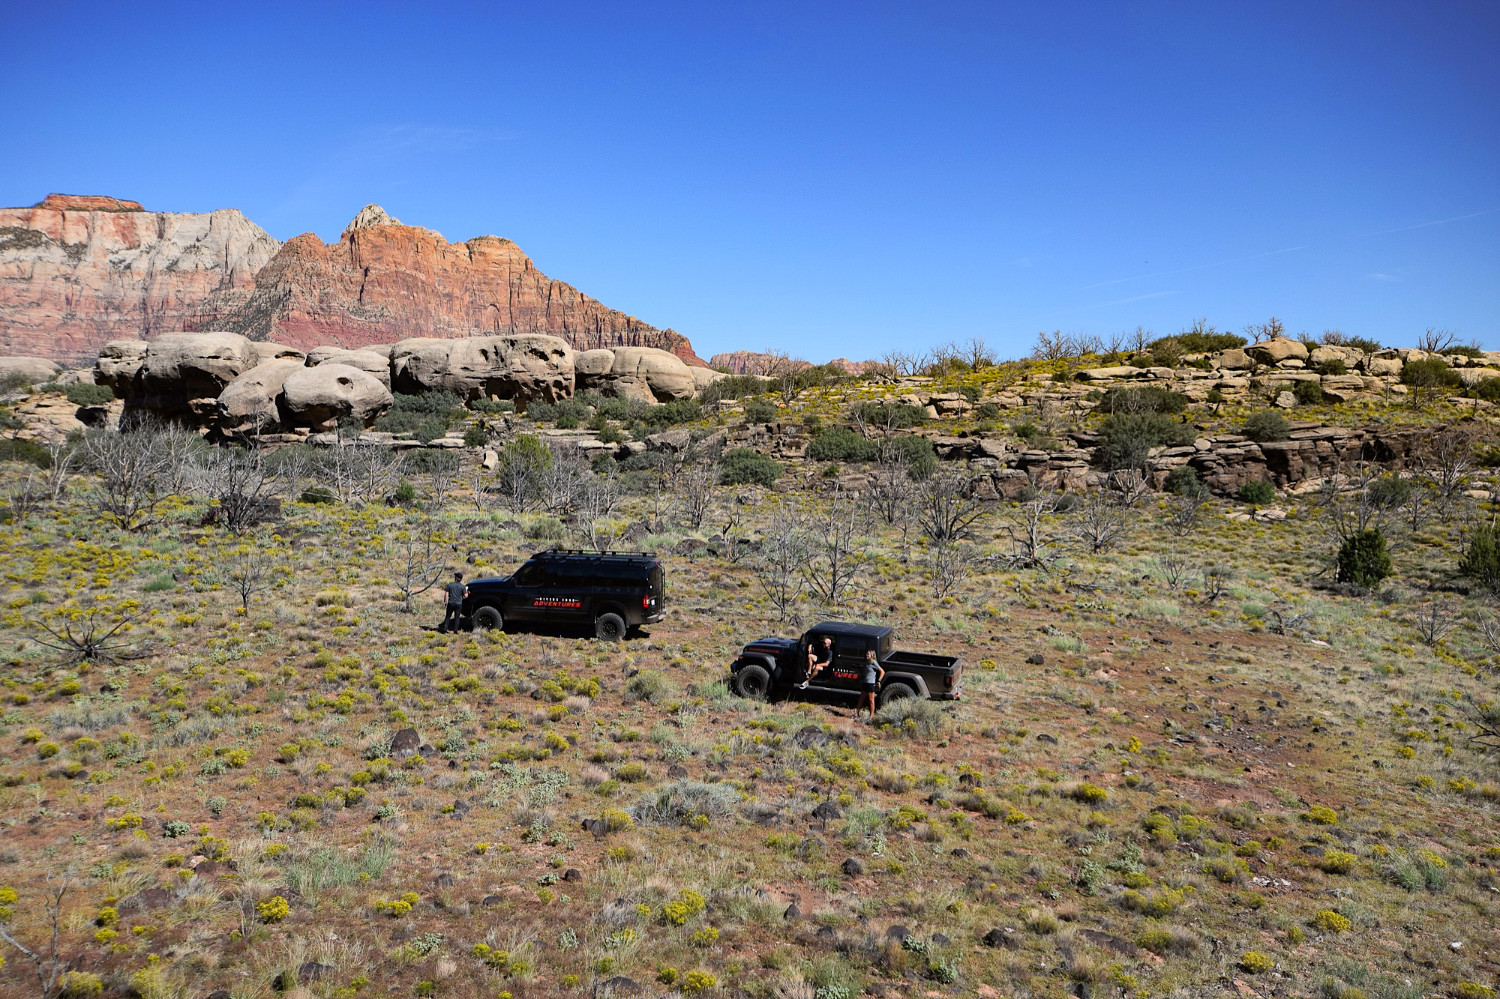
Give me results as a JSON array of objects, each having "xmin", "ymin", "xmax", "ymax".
[
  {"xmin": 742, "ymin": 637, "xmax": 797, "ymax": 655},
  {"xmin": 468, "ymin": 575, "xmax": 511, "ymax": 587}
]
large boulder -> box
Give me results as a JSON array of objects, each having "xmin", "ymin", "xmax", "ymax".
[
  {"xmin": 309, "ymin": 349, "xmax": 392, "ymax": 388},
  {"xmin": 278, "ymin": 364, "xmax": 393, "ymax": 431},
  {"xmin": 574, "ymin": 349, "xmax": 616, "ymax": 381},
  {"xmin": 216, "ymin": 360, "xmax": 305, "ymax": 433},
  {"xmin": 250, "ymin": 342, "xmax": 306, "ymax": 365},
  {"xmin": 1246, "ymin": 338, "xmax": 1308, "ymax": 365},
  {"xmin": 1458, "ymin": 368, "xmax": 1500, "ymax": 388},
  {"xmin": 129, "ymin": 331, "xmax": 259, "ymax": 417},
  {"xmin": 691, "ymin": 366, "xmax": 725, "ymax": 394},
  {"xmin": 95, "ymin": 340, "xmax": 149, "ymax": 391},
  {"xmin": 0, "ymin": 356, "xmax": 62, "ymax": 386},
  {"xmin": 1214, "ymin": 348, "xmax": 1251, "ymax": 370},
  {"xmin": 586, "ymin": 346, "xmax": 697, "ymax": 404},
  {"xmin": 390, "ymin": 334, "xmax": 573, "ymax": 406}
]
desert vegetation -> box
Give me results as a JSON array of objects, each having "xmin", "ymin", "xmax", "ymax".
[{"xmin": 0, "ymin": 324, "xmax": 1496, "ymax": 998}]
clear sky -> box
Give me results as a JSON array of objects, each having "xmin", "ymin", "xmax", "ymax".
[{"xmin": 2, "ymin": 1, "xmax": 1496, "ymax": 359}]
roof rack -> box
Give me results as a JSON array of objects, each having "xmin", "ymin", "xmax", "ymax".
[{"xmin": 534, "ymin": 548, "xmax": 658, "ymax": 559}]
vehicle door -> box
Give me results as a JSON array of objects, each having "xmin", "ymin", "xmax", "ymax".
[
  {"xmin": 825, "ymin": 636, "xmax": 872, "ymax": 695},
  {"xmin": 537, "ymin": 561, "xmax": 588, "ymax": 623},
  {"xmin": 506, "ymin": 561, "xmax": 548, "ymax": 621}
]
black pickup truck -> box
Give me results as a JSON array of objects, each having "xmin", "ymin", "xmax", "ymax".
[{"xmin": 728, "ymin": 621, "xmax": 962, "ymax": 705}]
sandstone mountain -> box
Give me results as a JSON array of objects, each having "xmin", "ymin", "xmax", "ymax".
[
  {"xmin": 0, "ymin": 196, "xmax": 704, "ymax": 366},
  {"xmin": 0, "ymin": 194, "xmax": 281, "ymax": 362}
]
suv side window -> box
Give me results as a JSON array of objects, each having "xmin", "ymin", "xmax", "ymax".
[{"xmin": 513, "ymin": 563, "xmax": 545, "ymax": 585}]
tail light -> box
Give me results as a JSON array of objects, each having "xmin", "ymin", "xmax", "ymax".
[
  {"xmin": 944, "ymin": 675, "xmax": 953, "ymax": 688},
  {"xmin": 642, "ymin": 595, "xmax": 653, "ymax": 609}
]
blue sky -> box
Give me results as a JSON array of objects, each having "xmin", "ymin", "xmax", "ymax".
[{"xmin": 3, "ymin": 1, "xmax": 1496, "ymax": 358}]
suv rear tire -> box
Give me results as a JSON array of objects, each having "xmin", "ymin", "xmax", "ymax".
[
  {"xmin": 595, "ymin": 612, "xmax": 626, "ymax": 642},
  {"xmin": 733, "ymin": 663, "xmax": 771, "ymax": 700},
  {"xmin": 877, "ymin": 682, "xmax": 917, "ymax": 707},
  {"xmin": 472, "ymin": 606, "xmax": 504, "ymax": 631}
]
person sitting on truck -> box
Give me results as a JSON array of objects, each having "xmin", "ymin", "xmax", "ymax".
[
  {"xmin": 800, "ymin": 635, "xmax": 834, "ymax": 689},
  {"xmin": 440, "ymin": 572, "xmax": 468, "ymax": 634},
  {"xmin": 858, "ymin": 647, "xmax": 885, "ymax": 721}
]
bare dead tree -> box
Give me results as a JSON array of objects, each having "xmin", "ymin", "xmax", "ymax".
[
  {"xmin": 267, "ymin": 445, "xmax": 315, "ymax": 502},
  {"xmin": 1412, "ymin": 600, "xmax": 1456, "ymax": 647},
  {"xmin": 962, "ymin": 336, "xmax": 996, "ymax": 370},
  {"xmin": 1070, "ymin": 489, "xmax": 1130, "ymax": 554},
  {"xmin": 919, "ymin": 471, "xmax": 987, "ymax": 544},
  {"xmin": 677, "ymin": 456, "xmax": 718, "ymax": 530},
  {"xmin": 1107, "ymin": 468, "xmax": 1151, "ymax": 507},
  {"xmin": 752, "ymin": 505, "xmax": 810, "ymax": 622},
  {"xmin": 997, "ymin": 494, "xmax": 1069, "ymax": 569},
  {"xmin": 1477, "ymin": 609, "xmax": 1500, "ymax": 657},
  {"xmin": 1164, "ymin": 492, "xmax": 1203, "ymax": 536},
  {"xmin": 1267, "ymin": 606, "xmax": 1315, "ymax": 637},
  {"xmin": 1126, "ymin": 326, "xmax": 1152, "ymax": 353},
  {"xmin": 540, "ymin": 444, "xmax": 589, "ymax": 515},
  {"xmin": 1418, "ymin": 427, "xmax": 1473, "ymax": 518},
  {"xmin": 801, "ymin": 493, "xmax": 868, "ymax": 606},
  {"xmin": 1200, "ymin": 565, "xmax": 1233, "ymax": 604},
  {"xmin": 385, "ymin": 518, "xmax": 451, "ymax": 613},
  {"xmin": 718, "ymin": 500, "xmax": 751, "ymax": 563},
  {"xmin": 1318, "ymin": 463, "xmax": 1405, "ymax": 546},
  {"xmin": 42, "ymin": 440, "xmax": 75, "ymax": 502},
  {"xmin": 468, "ymin": 464, "xmax": 493, "ymax": 513},
  {"xmin": 200, "ymin": 445, "xmax": 275, "ymax": 533},
  {"xmin": 7, "ymin": 472, "xmax": 43, "ymax": 523},
  {"xmin": 156, "ymin": 420, "xmax": 210, "ymax": 497},
  {"xmin": 0, "ymin": 873, "xmax": 73, "ymax": 998},
  {"xmin": 923, "ymin": 538, "xmax": 976, "ymax": 597},
  {"xmin": 1154, "ymin": 555, "xmax": 1191, "ymax": 590},
  {"xmin": 1416, "ymin": 327, "xmax": 1459, "ymax": 354},
  {"xmin": 879, "ymin": 349, "xmax": 921, "ymax": 378},
  {"xmin": 216, "ymin": 540, "xmax": 282, "ymax": 614},
  {"xmin": 574, "ymin": 469, "xmax": 623, "ymax": 552},
  {"xmin": 419, "ymin": 450, "xmax": 462, "ymax": 509},
  {"xmin": 80, "ymin": 425, "xmax": 172, "ymax": 531}
]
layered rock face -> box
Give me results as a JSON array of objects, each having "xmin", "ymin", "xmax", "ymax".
[
  {"xmin": 215, "ymin": 206, "xmax": 704, "ymax": 364},
  {"xmin": 0, "ymin": 197, "xmax": 705, "ymax": 366},
  {"xmin": 0, "ymin": 194, "xmax": 282, "ymax": 363}
]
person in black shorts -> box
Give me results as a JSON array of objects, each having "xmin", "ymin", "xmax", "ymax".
[
  {"xmin": 858, "ymin": 648, "xmax": 885, "ymax": 721},
  {"xmin": 800, "ymin": 635, "xmax": 834, "ymax": 689},
  {"xmin": 440, "ymin": 572, "xmax": 467, "ymax": 634}
]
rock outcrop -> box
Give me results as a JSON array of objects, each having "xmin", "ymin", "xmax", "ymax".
[
  {"xmin": 574, "ymin": 347, "xmax": 697, "ymax": 403},
  {"xmin": 278, "ymin": 364, "xmax": 392, "ymax": 431},
  {"xmin": 217, "ymin": 206, "xmax": 705, "ymax": 364},
  {"xmin": 0, "ymin": 194, "xmax": 281, "ymax": 363},
  {"xmin": 126, "ymin": 331, "xmax": 259, "ymax": 418},
  {"xmin": 216, "ymin": 360, "xmax": 305, "ymax": 433},
  {"xmin": 0, "ymin": 356, "xmax": 61, "ymax": 385},
  {"xmin": 0, "ymin": 196, "xmax": 706, "ymax": 366},
  {"xmin": 389, "ymin": 334, "xmax": 574, "ymax": 406}
]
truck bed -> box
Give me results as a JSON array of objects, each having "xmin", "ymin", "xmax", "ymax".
[{"xmin": 885, "ymin": 650, "xmax": 961, "ymax": 670}]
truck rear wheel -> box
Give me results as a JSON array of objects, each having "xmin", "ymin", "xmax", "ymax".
[
  {"xmin": 472, "ymin": 606, "xmax": 504, "ymax": 631},
  {"xmin": 877, "ymin": 682, "xmax": 917, "ymax": 708},
  {"xmin": 733, "ymin": 663, "xmax": 771, "ymax": 700},
  {"xmin": 595, "ymin": 612, "xmax": 626, "ymax": 642}
]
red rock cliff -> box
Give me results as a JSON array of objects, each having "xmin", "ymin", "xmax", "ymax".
[
  {"xmin": 0, "ymin": 195, "xmax": 281, "ymax": 362},
  {"xmin": 0, "ymin": 198, "xmax": 705, "ymax": 366},
  {"xmin": 219, "ymin": 205, "xmax": 703, "ymax": 364}
]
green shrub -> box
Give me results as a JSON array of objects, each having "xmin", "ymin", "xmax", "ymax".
[
  {"xmin": 1400, "ymin": 358, "xmax": 1460, "ymax": 390},
  {"xmin": 1336, "ymin": 530, "xmax": 1392, "ymax": 589},
  {"xmin": 462, "ymin": 425, "xmax": 488, "ymax": 448},
  {"xmin": 1164, "ymin": 466, "xmax": 1207, "ymax": 498},
  {"xmin": 0, "ymin": 437, "xmax": 51, "ymax": 468},
  {"xmin": 526, "ymin": 399, "xmax": 590, "ymax": 424},
  {"xmin": 469, "ymin": 398, "xmax": 515, "ymax": 414},
  {"xmin": 1316, "ymin": 358, "xmax": 1348, "ymax": 376},
  {"xmin": 64, "ymin": 383, "xmax": 115, "ymax": 407},
  {"xmin": 719, "ymin": 448, "xmax": 780, "ymax": 487},
  {"xmin": 850, "ymin": 400, "xmax": 927, "ymax": 429},
  {"xmin": 807, "ymin": 427, "xmax": 878, "ymax": 463},
  {"xmin": 701, "ymin": 374, "xmax": 769, "ymax": 405},
  {"xmin": 1292, "ymin": 380, "xmax": 1324, "ymax": 405},
  {"xmin": 1095, "ymin": 412, "xmax": 1192, "ymax": 470},
  {"xmin": 641, "ymin": 398, "xmax": 702, "ymax": 427},
  {"xmin": 1471, "ymin": 377, "xmax": 1500, "ymax": 403},
  {"xmin": 1238, "ymin": 480, "xmax": 1275, "ymax": 504},
  {"xmin": 1458, "ymin": 524, "xmax": 1500, "ymax": 593},
  {"xmin": 742, "ymin": 397, "xmax": 777, "ymax": 424},
  {"xmin": 1242, "ymin": 411, "xmax": 1290, "ymax": 442},
  {"xmin": 1238, "ymin": 951, "xmax": 1274, "ymax": 974},
  {"xmin": 1096, "ymin": 385, "xmax": 1188, "ymax": 414},
  {"xmin": 1150, "ymin": 331, "xmax": 1246, "ymax": 354},
  {"xmin": 874, "ymin": 697, "xmax": 944, "ymax": 737},
  {"xmin": 884, "ymin": 435, "xmax": 938, "ymax": 480}
]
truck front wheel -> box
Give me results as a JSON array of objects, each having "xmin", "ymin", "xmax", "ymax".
[
  {"xmin": 877, "ymin": 682, "xmax": 917, "ymax": 708},
  {"xmin": 733, "ymin": 663, "xmax": 771, "ymax": 700},
  {"xmin": 472, "ymin": 606, "xmax": 504, "ymax": 631}
]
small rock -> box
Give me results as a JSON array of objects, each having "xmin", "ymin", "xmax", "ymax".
[
  {"xmin": 841, "ymin": 857, "xmax": 864, "ymax": 877},
  {"xmin": 784, "ymin": 903, "xmax": 801, "ymax": 920},
  {"xmin": 1036, "ymin": 733, "xmax": 1058, "ymax": 745},
  {"xmin": 1274, "ymin": 390, "xmax": 1297, "ymax": 409},
  {"xmin": 667, "ymin": 764, "xmax": 689, "ymax": 779},
  {"xmin": 562, "ymin": 868, "xmax": 583, "ymax": 882},
  {"xmin": 433, "ymin": 873, "xmax": 455, "ymax": 888},
  {"xmin": 793, "ymin": 725, "xmax": 830, "ymax": 749},
  {"xmin": 885, "ymin": 924, "xmax": 910, "ymax": 941},
  {"xmin": 389, "ymin": 727, "xmax": 420, "ymax": 757},
  {"xmin": 1025, "ymin": 653, "xmax": 1045, "ymax": 665},
  {"xmin": 481, "ymin": 895, "xmax": 502, "ymax": 907},
  {"xmin": 950, "ymin": 847, "xmax": 970, "ymax": 859},
  {"xmin": 931, "ymin": 932, "xmax": 950, "ymax": 945},
  {"xmin": 593, "ymin": 975, "xmax": 642, "ymax": 997},
  {"xmin": 982, "ymin": 927, "xmax": 1016, "ymax": 948},
  {"xmin": 811, "ymin": 801, "xmax": 842, "ymax": 822},
  {"xmin": 298, "ymin": 962, "xmax": 334, "ymax": 982}
]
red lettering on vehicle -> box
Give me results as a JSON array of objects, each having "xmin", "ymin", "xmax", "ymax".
[{"xmin": 532, "ymin": 598, "xmax": 581, "ymax": 608}]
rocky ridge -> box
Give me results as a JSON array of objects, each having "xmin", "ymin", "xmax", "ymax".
[{"xmin": 0, "ymin": 196, "xmax": 704, "ymax": 366}]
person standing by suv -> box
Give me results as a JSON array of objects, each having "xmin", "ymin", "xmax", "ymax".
[
  {"xmin": 440, "ymin": 572, "xmax": 468, "ymax": 634},
  {"xmin": 858, "ymin": 647, "xmax": 885, "ymax": 721}
]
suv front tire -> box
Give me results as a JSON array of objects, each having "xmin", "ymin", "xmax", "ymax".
[
  {"xmin": 594, "ymin": 612, "xmax": 626, "ymax": 642},
  {"xmin": 472, "ymin": 606, "xmax": 504, "ymax": 631}
]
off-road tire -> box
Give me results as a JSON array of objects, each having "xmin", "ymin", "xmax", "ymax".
[
  {"xmin": 595, "ymin": 612, "xmax": 627, "ymax": 642},
  {"xmin": 733, "ymin": 663, "xmax": 771, "ymax": 700},
  {"xmin": 877, "ymin": 682, "xmax": 918, "ymax": 708},
  {"xmin": 471, "ymin": 605, "xmax": 504, "ymax": 631}
]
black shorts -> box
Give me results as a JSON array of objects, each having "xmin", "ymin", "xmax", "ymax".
[{"xmin": 862, "ymin": 681, "xmax": 878, "ymax": 692}]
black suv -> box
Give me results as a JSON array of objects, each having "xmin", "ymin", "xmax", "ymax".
[{"xmin": 464, "ymin": 550, "xmax": 666, "ymax": 641}]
